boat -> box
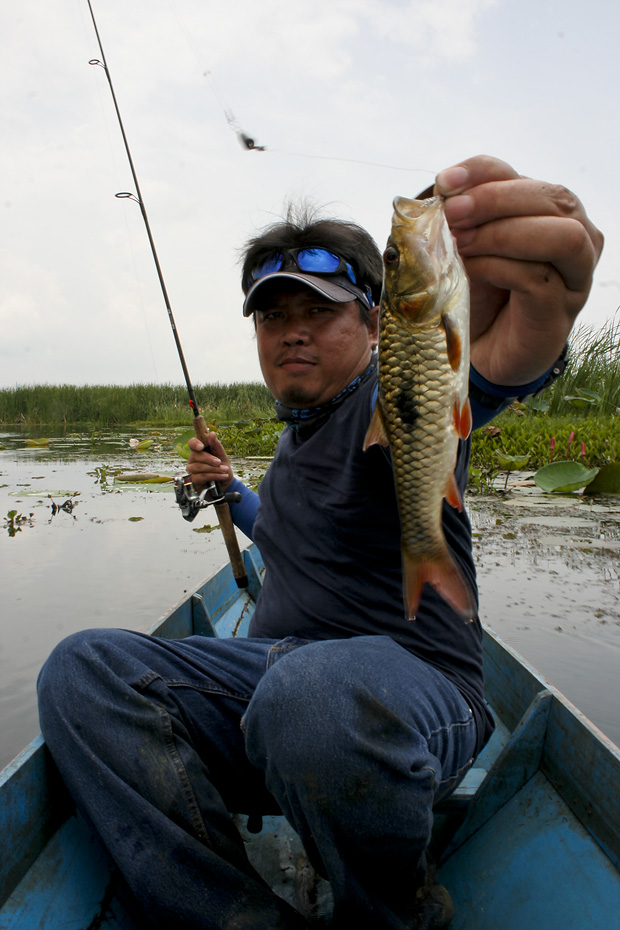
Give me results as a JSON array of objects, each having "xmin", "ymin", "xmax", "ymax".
[{"xmin": 1, "ymin": 543, "xmax": 619, "ymax": 928}]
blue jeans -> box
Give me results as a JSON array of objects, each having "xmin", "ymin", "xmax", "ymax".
[{"xmin": 38, "ymin": 631, "xmax": 477, "ymax": 930}]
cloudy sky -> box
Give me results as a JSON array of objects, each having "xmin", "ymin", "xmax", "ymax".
[{"xmin": 2, "ymin": 0, "xmax": 618, "ymax": 389}]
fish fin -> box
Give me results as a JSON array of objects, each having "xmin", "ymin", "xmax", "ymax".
[
  {"xmin": 454, "ymin": 396, "xmax": 472, "ymax": 440},
  {"xmin": 402, "ymin": 549, "xmax": 477, "ymax": 622},
  {"xmin": 442, "ymin": 314, "xmax": 462, "ymax": 372},
  {"xmin": 363, "ymin": 404, "xmax": 390, "ymax": 449},
  {"xmin": 444, "ymin": 473, "xmax": 464, "ymax": 511}
]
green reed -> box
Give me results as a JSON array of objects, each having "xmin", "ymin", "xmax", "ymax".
[
  {"xmin": 543, "ymin": 314, "xmax": 620, "ymax": 416},
  {"xmin": 0, "ymin": 382, "xmax": 275, "ymax": 426},
  {"xmin": 468, "ymin": 316, "xmax": 620, "ymax": 473}
]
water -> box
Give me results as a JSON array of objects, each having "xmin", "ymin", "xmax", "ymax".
[
  {"xmin": 1, "ymin": 426, "xmax": 619, "ymax": 773},
  {"xmin": 470, "ymin": 486, "xmax": 620, "ymax": 747}
]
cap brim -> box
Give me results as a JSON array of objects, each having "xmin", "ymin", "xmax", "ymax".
[{"xmin": 243, "ymin": 271, "xmax": 368, "ymax": 316}]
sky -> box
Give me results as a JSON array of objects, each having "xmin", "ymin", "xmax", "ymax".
[{"xmin": 1, "ymin": 0, "xmax": 619, "ymax": 390}]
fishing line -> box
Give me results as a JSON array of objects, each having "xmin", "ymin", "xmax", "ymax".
[
  {"xmin": 267, "ymin": 149, "xmax": 436, "ymax": 175},
  {"xmin": 165, "ymin": 0, "xmax": 436, "ymax": 176}
]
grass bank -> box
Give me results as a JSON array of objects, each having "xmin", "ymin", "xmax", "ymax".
[{"xmin": 0, "ymin": 382, "xmax": 274, "ymax": 426}]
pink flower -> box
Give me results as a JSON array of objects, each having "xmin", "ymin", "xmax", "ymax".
[
  {"xmin": 550, "ymin": 437, "xmax": 555, "ymax": 461},
  {"xmin": 580, "ymin": 442, "xmax": 586, "ymax": 459}
]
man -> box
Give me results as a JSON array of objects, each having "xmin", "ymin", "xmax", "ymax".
[{"xmin": 38, "ymin": 155, "xmax": 602, "ymax": 930}]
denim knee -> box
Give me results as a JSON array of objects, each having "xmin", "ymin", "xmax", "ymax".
[
  {"xmin": 38, "ymin": 628, "xmax": 132, "ymax": 705},
  {"xmin": 242, "ymin": 638, "xmax": 433, "ymax": 789}
]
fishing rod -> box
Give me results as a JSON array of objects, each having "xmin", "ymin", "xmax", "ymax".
[{"xmin": 86, "ymin": 0, "xmax": 248, "ymax": 588}]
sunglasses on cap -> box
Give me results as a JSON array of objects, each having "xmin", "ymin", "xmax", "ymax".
[{"xmin": 246, "ymin": 248, "xmax": 360, "ymax": 289}]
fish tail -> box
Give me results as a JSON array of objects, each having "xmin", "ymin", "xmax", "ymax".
[{"xmin": 402, "ymin": 547, "xmax": 477, "ymax": 622}]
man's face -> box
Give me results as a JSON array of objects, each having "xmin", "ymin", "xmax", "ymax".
[{"xmin": 254, "ymin": 282, "xmax": 378, "ymax": 408}]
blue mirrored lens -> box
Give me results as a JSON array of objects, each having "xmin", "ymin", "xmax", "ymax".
[
  {"xmin": 251, "ymin": 253, "xmax": 284, "ymax": 281},
  {"xmin": 297, "ymin": 250, "xmax": 358, "ymax": 285},
  {"xmin": 296, "ymin": 249, "xmax": 341, "ymax": 273},
  {"xmin": 248, "ymin": 248, "xmax": 359, "ymax": 288},
  {"xmin": 344, "ymin": 262, "xmax": 357, "ymax": 285}
]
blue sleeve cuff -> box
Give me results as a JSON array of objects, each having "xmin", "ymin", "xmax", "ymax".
[
  {"xmin": 469, "ymin": 364, "xmax": 551, "ymax": 399},
  {"xmin": 370, "ymin": 363, "xmax": 555, "ymax": 430},
  {"xmin": 469, "ymin": 363, "xmax": 557, "ymax": 429},
  {"xmin": 227, "ymin": 477, "xmax": 260, "ymax": 540}
]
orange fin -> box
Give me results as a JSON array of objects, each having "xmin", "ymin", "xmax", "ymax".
[
  {"xmin": 363, "ymin": 404, "xmax": 390, "ymax": 450},
  {"xmin": 444, "ymin": 473, "xmax": 464, "ymax": 511},
  {"xmin": 459, "ymin": 397, "xmax": 472, "ymax": 439},
  {"xmin": 452, "ymin": 397, "xmax": 472, "ymax": 441},
  {"xmin": 402, "ymin": 548, "xmax": 477, "ymax": 622},
  {"xmin": 442, "ymin": 314, "xmax": 462, "ymax": 372}
]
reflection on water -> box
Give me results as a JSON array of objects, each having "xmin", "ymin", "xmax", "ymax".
[{"xmin": 1, "ymin": 426, "xmax": 619, "ymax": 772}]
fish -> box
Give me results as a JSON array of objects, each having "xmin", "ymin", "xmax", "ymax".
[{"xmin": 364, "ymin": 195, "xmax": 476, "ymax": 621}]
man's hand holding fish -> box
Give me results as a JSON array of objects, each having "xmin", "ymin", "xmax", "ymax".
[{"xmin": 436, "ymin": 153, "xmax": 604, "ymax": 387}]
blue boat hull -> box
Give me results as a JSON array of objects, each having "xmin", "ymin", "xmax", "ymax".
[{"xmin": 1, "ymin": 544, "xmax": 619, "ymax": 928}]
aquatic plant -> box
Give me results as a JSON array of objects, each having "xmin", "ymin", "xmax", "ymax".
[
  {"xmin": 495, "ymin": 451, "xmax": 530, "ymax": 490},
  {"xmin": 534, "ymin": 461, "xmax": 599, "ymax": 493},
  {"xmin": 470, "ymin": 414, "xmax": 620, "ymax": 471},
  {"xmin": 583, "ymin": 463, "xmax": 620, "ymax": 496},
  {"xmin": 174, "ymin": 419, "xmax": 283, "ymax": 460},
  {"xmin": 4, "ymin": 509, "xmax": 34, "ymax": 536}
]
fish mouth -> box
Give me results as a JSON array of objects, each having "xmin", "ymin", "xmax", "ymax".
[{"xmin": 392, "ymin": 194, "xmax": 443, "ymax": 224}]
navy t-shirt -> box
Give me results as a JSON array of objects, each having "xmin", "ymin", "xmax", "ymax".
[{"xmin": 245, "ymin": 370, "xmax": 495, "ymax": 756}]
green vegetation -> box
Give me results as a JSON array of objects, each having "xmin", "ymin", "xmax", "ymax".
[
  {"xmin": 470, "ymin": 411, "xmax": 620, "ymax": 472},
  {"xmin": 0, "ymin": 382, "xmax": 274, "ymax": 426},
  {"xmin": 174, "ymin": 420, "xmax": 284, "ymax": 458},
  {"xmin": 469, "ymin": 316, "xmax": 620, "ymax": 479},
  {"xmin": 2, "ymin": 318, "xmax": 618, "ymax": 473},
  {"xmin": 539, "ymin": 315, "xmax": 620, "ymax": 417}
]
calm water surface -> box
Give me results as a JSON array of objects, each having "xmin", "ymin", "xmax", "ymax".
[{"xmin": 1, "ymin": 424, "xmax": 619, "ymax": 772}]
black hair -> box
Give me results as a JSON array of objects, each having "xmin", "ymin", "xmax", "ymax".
[{"xmin": 240, "ymin": 203, "xmax": 384, "ymax": 309}]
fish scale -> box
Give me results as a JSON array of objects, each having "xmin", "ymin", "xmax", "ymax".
[
  {"xmin": 364, "ymin": 196, "xmax": 476, "ymax": 621},
  {"xmin": 382, "ymin": 328, "xmax": 454, "ymax": 550}
]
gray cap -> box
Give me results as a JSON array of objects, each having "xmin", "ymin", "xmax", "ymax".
[{"xmin": 242, "ymin": 270, "xmax": 372, "ymax": 317}]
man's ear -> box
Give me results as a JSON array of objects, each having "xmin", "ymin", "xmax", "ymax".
[{"xmin": 367, "ymin": 304, "xmax": 379, "ymax": 348}]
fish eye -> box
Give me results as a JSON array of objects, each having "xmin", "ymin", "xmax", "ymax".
[{"xmin": 383, "ymin": 246, "xmax": 399, "ymax": 266}]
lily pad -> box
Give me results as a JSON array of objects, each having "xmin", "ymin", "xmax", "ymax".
[
  {"xmin": 564, "ymin": 395, "xmax": 596, "ymax": 409},
  {"xmin": 582, "ymin": 463, "xmax": 620, "ymax": 496},
  {"xmin": 527, "ymin": 395, "xmax": 550, "ymax": 413},
  {"xmin": 24, "ymin": 438, "xmax": 50, "ymax": 447},
  {"xmin": 534, "ymin": 461, "xmax": 599, "ymax": 493},
  {"xmin": 135, "ymin": 439, "xmax": 154, "ymax": 451},
  {"xmin": 174, "ymin": 428, "xmax": 196, "ymax": 460},
  {"xmin": 115, "ymin": 473, "xmax": 173, "ymax": 483},
  {"xmin": 495, "ymin": 452, "xmax": 530, "ymax": 470}
]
